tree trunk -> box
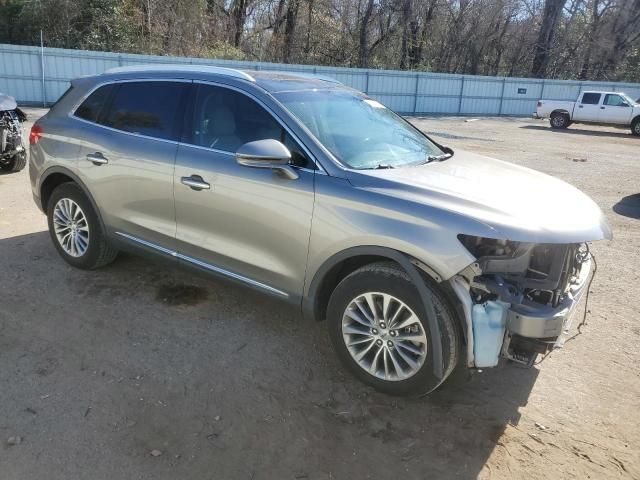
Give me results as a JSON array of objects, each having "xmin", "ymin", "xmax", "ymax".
[
  {"xmin": 282, "ymin": 0, "xmax": 300, "ymax": 63},
  {"xmin": 230, "ymin": 0, "xmax": 248, "ymax": 47},
  {"xmin": 531, "ymin": 0, "xmax": 566, "ymax": 78},
  {"xmin": 358, "ymin": 0, "xmax": 375, "ymax": 68},
  {"xmin": 304, "ymin": 0, "xmax": 314, "ymax": 56},
  {"xmin": 399, "ymin": 0, "xmax": 412, "ymax": 69}
]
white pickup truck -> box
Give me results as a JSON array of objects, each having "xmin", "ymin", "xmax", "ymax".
[{"xmin": 535, "ymin": 91, "xmax": 640, "ymax": 136}]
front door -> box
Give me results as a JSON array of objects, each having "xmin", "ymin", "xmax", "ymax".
[
  {"xmin": 173, "ymin": 83, "xmax": 316, "ymax": 299},
  {"xmin": 74, "ymin": 80, "xmax": 189, "ymax": 251},
  {"xmin": 600, "ymin": 94, "xmax": 633, "ymax": 124}
]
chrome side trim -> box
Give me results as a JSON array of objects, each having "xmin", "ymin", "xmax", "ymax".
[
  {"xmin": 115, "ymin": 231, "xmax": 177, "ymax": 257},
  {"xmin": 174, "ymin": 252, "xmax": 288, "ymax": 297},
  {"xmin": 114, "ymin": 231, "xmax": 288, "ymax": 298}
]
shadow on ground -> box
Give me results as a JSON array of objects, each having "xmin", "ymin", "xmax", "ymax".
[
  {"xmin": 520, "ymin": 124, "xmax": 633, "ymax": 139},
  {"xmin": 0, "ymin": 231, "xmax": 539, "ymax": 479},
  {"xmin": 613, "ymin": 194, "xmax": 640, "ymax": 219}
]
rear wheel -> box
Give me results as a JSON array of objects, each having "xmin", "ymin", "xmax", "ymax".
[
  {"xmin": 47, "ymin": 183, "xmax": 118, "ymax": 269},
  {"xmin": 631, "ymin": 118, "xmax": 640, "ymax": 136},
  {"xmin": 327, "ymin": 262, "xmax": 459, "ymax": 396},
  {"xmin": 0, "ymin": 151, "xmax": 27, "ymax": 173},
  {"xmin": 550, "ymin": 112, "xmax": 569, "ymax": 129}
]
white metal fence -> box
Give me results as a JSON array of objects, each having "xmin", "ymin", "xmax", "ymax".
[{"xmin": 2, "ymin": 43, "xmax": 640, "ymax": 116}]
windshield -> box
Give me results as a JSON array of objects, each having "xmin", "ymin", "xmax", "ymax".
[{"xmin": 274, "ymin": 89, "xmax": 444, "ymax": 169}]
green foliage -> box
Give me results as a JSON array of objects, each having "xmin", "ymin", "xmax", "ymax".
[{"xmin": 202, "ymin": 41, "xmax": 246, "ymax": 60}]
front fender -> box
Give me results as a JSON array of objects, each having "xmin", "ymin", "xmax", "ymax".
[{"xmin": 305, "ymin": 245, "xmax": 446, "ymax": 379}]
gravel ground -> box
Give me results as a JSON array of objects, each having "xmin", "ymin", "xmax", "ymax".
[{"xmin": 0, "ymin": 110, "xmax": 638, "ymax": 479}]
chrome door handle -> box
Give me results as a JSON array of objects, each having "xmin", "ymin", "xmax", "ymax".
[
  {"xmin": 87, "ymin": 152, "xmax": 108, "ymax": 165},
  {"xmin": 181, "ymin": 175, "xmax": 210, "ymax": 191}
]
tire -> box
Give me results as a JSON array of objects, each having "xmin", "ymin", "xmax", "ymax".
[
  {"xmin": 47, "ymin": 182, "xmax": 118, "ymax": 269},
  {"xmin": 550, "ymin": 112, "xmax": 569, "ymax": 129},
  {"xmin": 327, "ymin": 262, "xmax": 459, "ymax": 396},
  {"xmin": 0, "ymin": 151, "xmax": 27, "ymax": 172},
  {"xmin": 631, "ymin": 118, "xmax": 640, "ymax": 137}
]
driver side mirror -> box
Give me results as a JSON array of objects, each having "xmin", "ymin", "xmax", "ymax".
[{"xmin": 235, "ymin": 139, "xmax": 299, "ymax": 180}]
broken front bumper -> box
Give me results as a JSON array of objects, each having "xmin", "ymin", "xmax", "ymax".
[
  {"xmin": 452, "ymin": 254, "xmax": 593, "ymax": 368},
  {"xmin": 507, "ymin": 255, "xmax": 592, "ymax": 344}
]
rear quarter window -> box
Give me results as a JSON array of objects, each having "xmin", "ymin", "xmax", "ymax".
[{"xmin": 75, "ymin": 85, "xmax": 114, "ymax": 123}]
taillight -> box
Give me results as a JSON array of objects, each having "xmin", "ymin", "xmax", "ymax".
[
  {"xmin": 537, "ymin": 101, "xmax": 543, "ymax": 107},
  {"xmin": 29, "ymin": 124, "xmax": 43, "ymax": 145}
]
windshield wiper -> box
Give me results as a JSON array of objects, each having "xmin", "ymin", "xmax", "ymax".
[
  {"xmin": 373, "ymin": 163, "xmax": 395, "ymax": 169},
  {"xmin": 426, "ymin": 153, "xmax": 453, "ymax": 162}
]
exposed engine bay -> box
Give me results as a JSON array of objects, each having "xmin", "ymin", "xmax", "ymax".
[
  {"xmin": 0, "ymin": 92, "xmax": 27, "ymax": 169},
  {"xmin": 452, "ymin": 235, "xmax": 593, "ymax": 368},
  {"xmin": 1, "ymin": 109, "xmax": 26, "ymax": 159}
]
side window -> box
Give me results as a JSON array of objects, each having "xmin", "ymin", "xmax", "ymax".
[
  {"xmin": 189, "ymin": 84, "xmax": 312, "ymax": 168},
  {"xmin": 581, "ymin": 93, "xmax": 601, "ymax": 105},
  {"xmin": 604, "ymin": 94, "xmax": 627, "ymax": 107},
  {"xmin": 75, "ymin": 84, "xmax": 113, "ymax": 123},
  {"xmin": 102, "ymin": 82, "xmax": 185, "ymax": 140}
]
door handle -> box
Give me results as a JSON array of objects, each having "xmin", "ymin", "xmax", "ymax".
[
  {"xmin": 181, "ymin": 175, "xmax": 210, "ymax": 191},
  {"xmin": 86, "ymin": 152, "xmax": 108, "ymax": 165},
  {"xmin": 600, "ymin": 106, "xmax": 605, "ymax": 109},
  {"xmin": 578, "ymin": 105, "xmax": 583, "ymax": 108}
]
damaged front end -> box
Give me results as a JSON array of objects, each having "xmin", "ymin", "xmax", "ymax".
[{"xmin": 451, "ymin": 235, "xmax": 594, "ymax": 368}]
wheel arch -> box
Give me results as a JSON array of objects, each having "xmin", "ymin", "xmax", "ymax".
[
  {"xmin": 551, "ymin": 109, "xmax": 570, "ymax": 117},
  {"xmin": 304, "ymin": 246, "xmax": 454, "ymax": 379},
  {"xmin": 39, "ymin": 166, "xmax": 106, "ymax": 232}
]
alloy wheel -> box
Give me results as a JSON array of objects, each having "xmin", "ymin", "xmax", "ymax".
[
  {"xmin": 53, "ymin": 198, "xmax": 90, "ymax": 257},
  {"xmin": 341, "ymin": 292, "xmax": 428, "ymax": 381}
]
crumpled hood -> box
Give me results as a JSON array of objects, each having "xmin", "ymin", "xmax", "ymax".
[
  {"xmin": 346, "ymin": 149, "xmax": 612, "ymax": 243},
  {"xmin": 0, "ymin": 93, "xmax": 18, "ymax": 111}
]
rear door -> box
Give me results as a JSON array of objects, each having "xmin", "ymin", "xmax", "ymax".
[
  {"xmin": 74, "ymin": 80, "xmax": 189, "ymax": 251},
  {"xmin": 173, "ymin": 82, "xmax": 316, "ymax": 299},
  {"xmin": 599, "ymin": 94, "xmax": 633, "ymax": 124},
  {"xmin": 573, "ymin": 92, "xmax": 601, "ymax": 122}
]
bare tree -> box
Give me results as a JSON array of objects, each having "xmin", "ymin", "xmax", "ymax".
[{"xmin": 531, "ymin": 0, "xmax": 567, "ymax": 77}]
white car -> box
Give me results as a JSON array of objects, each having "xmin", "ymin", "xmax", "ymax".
[{"xmin": 535, "ymin": 91, "xmax": 640, "ymax": 136}]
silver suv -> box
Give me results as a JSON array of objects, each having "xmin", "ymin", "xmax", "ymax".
[{"xmin": 29, "ymin": 66, "xmax": 611, "ymax": 395}]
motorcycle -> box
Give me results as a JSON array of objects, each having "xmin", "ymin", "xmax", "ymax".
[{"xmin": 0, "ymin": 92, "xmax": 27, "ymax": 173}]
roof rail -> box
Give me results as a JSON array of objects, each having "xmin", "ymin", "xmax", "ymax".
[
  {"xmin": 277, "ymin": 71, "xmax": 342, "ymax": 85},
  {"xmin": 104, "ymin": 64, "xmax": 255, "ymax": 82}
]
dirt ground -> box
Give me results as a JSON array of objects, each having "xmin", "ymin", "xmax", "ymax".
[{"xmin": 0, "ymin": 110, "xmax": 638, "ymax": 479}]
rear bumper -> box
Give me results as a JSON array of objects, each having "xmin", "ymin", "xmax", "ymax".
[{"xmin": 532, "ymin": 112, "xmax": 543, "ymax": 119}]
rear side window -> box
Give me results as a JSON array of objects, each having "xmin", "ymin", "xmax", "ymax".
[
  {"xmin": 75, "ymin": 85, "xmax": 113, "ymax": 122},
  {"xmin": 102, "ymin": 82, "xmax": 186, "ymax": 140},
  {"xmin": 581, "ymin": 93, "xmax": 601, "ymax": 105}
]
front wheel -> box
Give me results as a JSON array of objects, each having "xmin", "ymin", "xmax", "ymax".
[
  {"xmin": 0, "ymin": 151, "xmax": 27, "ymax": 173},
  {"xmin": 327, "ymin": 262, "xmax": 459, "ymax": 396},
  {"xmin": 631, "ymin": 118, "xmax": 640, "ymax": 137}
]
